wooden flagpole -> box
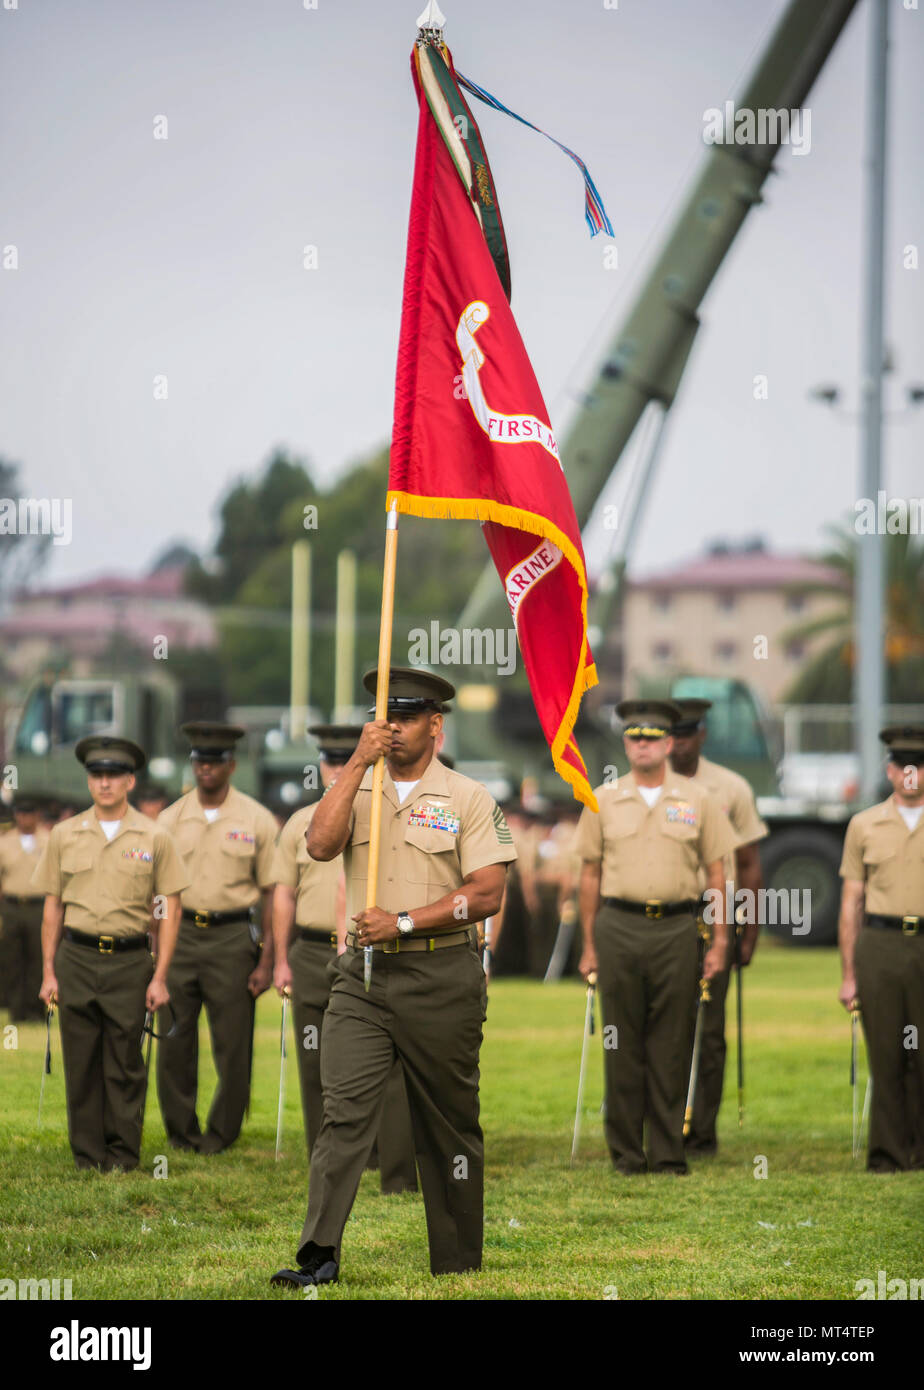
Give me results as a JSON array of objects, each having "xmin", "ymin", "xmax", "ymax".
[{"xmin": 364, "ymin": 499, "xmax": 399, "ymax": 991}]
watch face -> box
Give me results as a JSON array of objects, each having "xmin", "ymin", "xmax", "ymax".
[{"xmin": 398, "ymin": 914, "xmax": 414, "ymax": 935}]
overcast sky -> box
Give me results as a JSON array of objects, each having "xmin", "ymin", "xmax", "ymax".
[{"xmin": 2, "ymin": 0, "xmax": 922, "ymax": 591}]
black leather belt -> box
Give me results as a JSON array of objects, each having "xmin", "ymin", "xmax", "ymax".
[
  {"xmin": 866, "ymin": 913, "xmax": 922, "ymax": 936},
  {"xmin": 4, "ymin": 894, "xmax": 43, "ymax": 904},
  {"xmin": 603, "ymin": 896, "xmax": 700, "ymax": 920},
  {"xmin": 299, "ymin": 927, "xmax": 337, "ymax": 946},
  {"xmin": 64, "ymin": 928, "xmax": 147, "ymax": 954},
  {"xmin": 182, "ymin": 908, "xmax": 252, "ymax": 928},
  {"xmin": 345, "ymin": 928, "xmax": 471, "ymax": 954}
]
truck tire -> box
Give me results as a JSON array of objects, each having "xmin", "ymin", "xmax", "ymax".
[{"xmin": 758, "ymin": 826, "xmax": 844, "ymax": 947}]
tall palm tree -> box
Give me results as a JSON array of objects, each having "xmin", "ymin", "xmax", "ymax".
[{"xmin": 783, "ymin": 523, "xmax": 924, "ymax": 702}]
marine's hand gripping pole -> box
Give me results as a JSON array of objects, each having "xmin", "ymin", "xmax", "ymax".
[{"xmin": 365, "ymin": 501, "xmax": 400, "ymax": 992}]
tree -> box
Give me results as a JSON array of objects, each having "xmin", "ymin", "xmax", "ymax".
[{"xmin": 782, "ymin": 523, "xmax": 924, "ymax": 702}]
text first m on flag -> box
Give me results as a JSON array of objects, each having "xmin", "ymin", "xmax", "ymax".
[{"xmin": 388, "ymin": 35, "xmax": 599, "ymax": 811}]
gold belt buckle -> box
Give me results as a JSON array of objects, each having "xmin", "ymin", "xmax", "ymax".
[
  {"xmin": 382, "ymin": 938, "xmax": 399, "ymax": 954},
  {"xmin": 98, "ymin": 935, "xmax": 115, "ymax": 955},
  {"xmin": 902, "ymin": 916, "xmax": 920, "ymax": 937},
  {"xmin": 329, "ymin": 931, "xmax": 337, "ymax": 948},
  {"xmin": 193, "ymin": 911, "xmax": 210, "ymax": 928},
  {"xmin": 645, "ymin": 900, "xmax": 663, "ymax": 920}
]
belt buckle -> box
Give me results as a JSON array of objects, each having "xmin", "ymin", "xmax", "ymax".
[
  {"xmin": 194, "ymin": 911, "xmax": 210, "ymax": 928},
  {"xmin": 645, "ymin": 900, "xmax": 663, "ymax": 920},
  {"xmin": 382, "ymin": 938, "xmax": 399, "ymax": 954},
  {"xmin": 98, "ymin": 935, "xmax": 115, "ymax": 955},
  {"xmin": 330, "ymin": 931, "xmax": 337, "ymax": 947},
  {"xmin": 902, "ymin": 916, "xmax": 920, "ymax": 937}
]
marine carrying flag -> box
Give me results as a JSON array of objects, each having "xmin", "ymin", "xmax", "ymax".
[{"xmin": 388, "ymin": 40, "xmax": 599, "ymax": 810}]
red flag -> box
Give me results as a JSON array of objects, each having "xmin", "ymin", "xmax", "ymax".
[{"xmin": 388, "ymin": 47, "xmax": 598, "ymax": 811}]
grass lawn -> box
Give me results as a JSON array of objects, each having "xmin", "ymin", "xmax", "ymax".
[{"xmin": 1, "ymin": 939, "xmax": 921, "ymax": 1301}]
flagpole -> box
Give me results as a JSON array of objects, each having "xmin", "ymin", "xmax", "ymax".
[{"xmin": 364, "ymin": 499, "xmax": 400, "ymax": 991}]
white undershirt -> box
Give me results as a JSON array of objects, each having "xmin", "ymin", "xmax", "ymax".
[
  {"xmin": 99, "ymin": 819, "xmax": 121, "ymax": 841},
  {"xmin": 203, "ymin": 807, "xmax": 221, "ymax": 823},
  {"xmin": 898, "ymin": 805, "xmax": 924, "ymax": 832},
  {"xmin": 19, "ymin": 834, "xmax": 36, "ymax": 852},
  {"xmin": 637, "ymin": 785, "xmax": 662, "ymax": 808},
  {"xmin": 392, "ymin": 779, "xmax": 420, "ymax": 805}
]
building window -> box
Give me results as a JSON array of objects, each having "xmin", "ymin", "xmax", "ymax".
[
  {"xmin": 652, "ymin": 642, "xmax": 673, "ymax": 662},
  {"xmin": 714, "ymin": 641, "xmax": 737, "ymax": 662},
  {"xmin": 786, "ymin": 592, "xmax": 805, "ymax": 613},
  {"xmin": 654, "ymin": 593, "xmax": 672, "ymax": 613},
  {"xmin": 717, "ymin": 592, "xmax": 737, "ymax": 612}
]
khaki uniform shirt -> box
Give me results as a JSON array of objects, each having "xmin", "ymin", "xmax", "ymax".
[
  {"xmin": 272, "ymin": 802, "xmax": 342, "ymax": 931},
  {"xmin": 344, "ymin": 758, "xmax": 517, "ymax": 920},
  {"xmin": 687, "ymin": 755, "xmax": 768, "ymax": 887},
  {"xmin": 572, "ymin": 772, "xmax": 735, "ymax": 901},
  {"xmin": 0, "ymin": 826, "xmax": 50, "ymax": 897},
  {"xmin": 30, "ymin": 806, "xmax": 188, "ymax": 938},
  {"xmin": 839, "ymin": 797, "xmax": 924, "ymax": 917},
  {"xmin": 158, "ymin": 785, "xmax": 277, "ymax": 912}
]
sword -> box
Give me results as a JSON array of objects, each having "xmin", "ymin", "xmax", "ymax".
[
  {"xmin": 275, "ymin": 991, "xmax": 290, "ymax": 1161},
  {"xmin": 850, "ymin": 999, "xmax": 861, "ymax": 1158},
  {"xmin": 38, "ymin": 1001, "xmax": 56, "ymax": 1127},
  {"xmin": 735, "ymin": 924, "xmax": 744, "ymax": 1128},
  {"xmin": 544, "ymin": 898, "xmax": 577, "ymax": 982},
  {"xmin": 482, "ymin": 917, "xmax": 492, "ymax": 978},
  {"xmin": 860, "ymin": 1076, "xmax": 872, "ymax": 1153},
  {"xmin": 570, "ymin": 970, "xmax": 597, "ymax": 1166},
  {"xmin": 140, "ymin": 1003, "xmax": 177, "ymax": 1124},
  {"xmin": 684, "ymin": 976, "xmax": 711, "ymax": 1138}
]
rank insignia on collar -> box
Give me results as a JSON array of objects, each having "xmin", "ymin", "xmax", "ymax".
[{"xmin": 408, "ymin": 803, "xmax": 460, "ymax": 834}]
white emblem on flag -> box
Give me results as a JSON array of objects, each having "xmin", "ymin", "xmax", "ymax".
[
  {"xmin": 455, "ymin": 301, "xmax": 561, "ymax": 462},
  {"xmin": 505, "ymin": 540, "xmax": 564, "ymax": 627}
]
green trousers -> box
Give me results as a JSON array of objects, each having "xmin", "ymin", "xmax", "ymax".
[
  {"xmin": 297, "ymin": 942, "xmax": 486, "ymax": 1275},
  {"xmin": 595, "ymin": 904, "xmax": 699, "ymax": 1174},
  {"xmin": 289, "ymin": 937, "xmax": 417, "ymax": 1192},
  {"xmin": 855, "ymin": 925, "xmax": 924, "ymax": 1171},
  {"xmin": 2, "ymin": 900, "xmax": 45, "ymax": 1022},
  {"xmin": 156, "ymin": 919, "xmax": 258, "ymax": 1153},
  {"xmin": 55, "ymin": 937, "xmax": 153, "ymax": 1171}
]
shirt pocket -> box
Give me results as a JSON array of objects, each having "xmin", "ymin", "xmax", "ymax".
[
  {"xmin": 60, "ymin": 845, "xmax": 96, "ymax": 877},
  {"xmin": 862, "ymin": 845, "xmax": 897, "ymax": 891},
  {"xmin": 403, "ymin": 823, "xmax": 459, "ymax": 888}
]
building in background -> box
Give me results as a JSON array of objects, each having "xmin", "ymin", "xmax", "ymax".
[{"xmin": 622, "ymin": 540, "xmax": 847, "ymax": 703}]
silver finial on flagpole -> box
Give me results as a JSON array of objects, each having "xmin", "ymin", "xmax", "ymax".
[{"xmin": 416, "ymin": 1, "xmax": 446, "ymax": 37}]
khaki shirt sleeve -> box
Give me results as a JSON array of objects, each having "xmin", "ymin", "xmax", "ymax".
[
  {"xmin": 254, "ymin": 808, "xmax": 279, "ymax": 890},
  {"xmin": 271, "ymin": 816, "xmax": 300, "ymax": 890},
  {"xmin": 30, "ymin": 825, "xmax": 63, "ymax": 898},
  {"xmin": 152, "ymin": 828, "xmax": 190, "ymax": 899},
  {"xmin": 572, "ymin": 803, "xmax": 603, "ymax": 864},
  {"xmin": 698, "ymin": 792, "xmax": 737, "ymax": 867},
  {"xmin": 840, "ymin": 816, "xmax": 865, "ymax": 881},
  {"xmin": 458, "ymin": 789, "xmax": 517, "ymax": 877},
  {"xmin": 729, "ymin": 782, "xmax": 768, "ymax": 848}
]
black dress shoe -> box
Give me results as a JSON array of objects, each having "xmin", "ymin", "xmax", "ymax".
[{"xmin": 270, "ymin": 1253, "xmax": 339, "ymax": 1289}]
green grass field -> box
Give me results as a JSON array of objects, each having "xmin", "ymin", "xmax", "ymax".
[{"xmin": 1, "ymin": 940, "xmax": 921, "ymax": 1301}]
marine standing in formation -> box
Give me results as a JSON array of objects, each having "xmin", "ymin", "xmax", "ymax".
[
  {"xmin": 574, "ymin": 700, "xmax": 735, "ymax": 1174},
  {"xmin": 0, "ymin": 794, "xmax": 50, "ymax": 1022},
  {"xmin": 33, "ymin": 736, "xmax": 186, "ymax": 1171},
  {"xmin": 669, "ymin": 698, "xmax": 768, "ymax": 1154},
  {"xmin": 838, "ymin": 723, "xmax": 924, "ymax": 1172},
  {"xmin": 156, "ymin": 723, "xmax": 278, "ymax": 1154},
  {"xmin": 271, "ymin": 667, "xmax": 516, "ymax": 1288},
  {"xmin": 272, "ymin": 723, "xmax": 417, "ymax": 1190}
]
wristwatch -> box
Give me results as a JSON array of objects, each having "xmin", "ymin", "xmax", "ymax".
[{"xmin": 396, "ymin": 912, "xmax": 415, "ymax": 938}]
